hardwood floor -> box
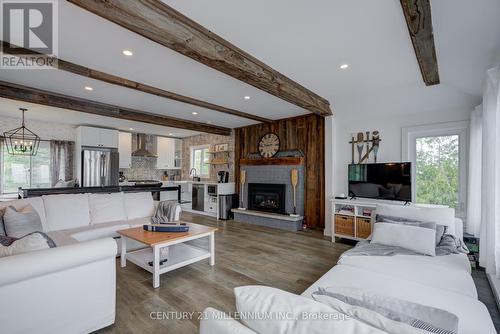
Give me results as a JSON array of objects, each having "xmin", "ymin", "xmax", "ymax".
[
  {"xmin": 472, "ymin": 269, "xmax": 500, "ymax": 332},
  {"xmin": 96, "ymin": 213, "xmax": 352, "ymax": 334}
]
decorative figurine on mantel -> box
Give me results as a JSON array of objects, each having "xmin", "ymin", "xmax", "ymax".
[{"xmin": 349, "ymin": 131, "xmax": 381, "ymax": 164}]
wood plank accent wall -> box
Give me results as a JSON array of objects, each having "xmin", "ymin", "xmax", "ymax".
[{"xmin": 234, "ymin": 114, "xmax": 325, "ymax": 229}]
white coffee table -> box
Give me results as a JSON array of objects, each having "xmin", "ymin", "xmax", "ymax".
[{"xmin": 117, "ymin": 223, "xmax": 217, "ymax": 288}]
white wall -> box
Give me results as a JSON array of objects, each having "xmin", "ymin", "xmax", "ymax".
[
  {"xmin": 324, "ymin": 107, "xmax": 470, "ymax": 236},
  {"xmin": 0, "ymin": 116, "xmax": 76, "ymax": 141}
]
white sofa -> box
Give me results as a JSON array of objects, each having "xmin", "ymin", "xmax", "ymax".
[
  {"xmin": 200, "ymin": 204, "xmax": 496, "ymax": 334},
  {"xmin": 0, "ymin": 191, "xmax": 181, "ymax": 334}
]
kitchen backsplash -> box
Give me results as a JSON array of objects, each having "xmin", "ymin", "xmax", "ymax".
[
  {"xmin": 120, "ymin": 156, "xmax": 180, "ymax": 181},
  {"xmin": 181, "ymin": 133, "xmax": 235, "ymax": 182}
]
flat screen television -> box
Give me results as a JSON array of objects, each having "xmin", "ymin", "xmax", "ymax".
[{"xmin": 348, "ymin": 162, "xmax": 412, "ymax": 202}]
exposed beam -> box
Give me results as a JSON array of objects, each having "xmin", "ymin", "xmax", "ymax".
[
  {"xmin": 1, "ymin": 41, "xmax": 271, "ymax": 123},
  {"xmin": 0, "ymin": 81, "xmax": 231, "ymax": 136},
  {"xmin": 66, "ymin": 0, "xmax": 332, "ymax": 116},
  {"xmin": 400, "ymin": 0, "xmax": 440, "ymax": 86}
]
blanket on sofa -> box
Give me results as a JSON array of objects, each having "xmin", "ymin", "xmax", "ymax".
[
  {"xmin": 151, "ymin": 200, "xmax": 180, "ymax": 224},
  {"xmin": 342, "ymin": 235, "xmax": 469, "ymax": 257}
]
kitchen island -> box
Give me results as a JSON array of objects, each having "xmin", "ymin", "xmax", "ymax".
[{"xmin": 19, "ymin": 183, "xmax": 181, "ymax": 202}]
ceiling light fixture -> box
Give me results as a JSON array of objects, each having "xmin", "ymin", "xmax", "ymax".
[
  {"xmin": 340, "ymin": 64, "xmax": 349, "ymax": 70},
  {"xmin": 192, "ymin": 112, "xmax": 198, "ymax": 115},
  {"xmin": 3, "ymin": 108, "xmax": 41, "ymax": 156},
  {"xmin": 122, "ymin": 49, "xmax": 133, "ymax": 56},
  {"xmin": 129, "ymin": 128, "xmax": 134, "ymax": 131},
  {"xmin": 244, "ymin": 96, "xmax": 251, "ymax": 100},
  {"xmin": 168, "ymin": 133, "xmax": 173, "ymax": 136},
  {"xmin": 84, "ymin": 86, "xmax": 93, "ymax": 91}
]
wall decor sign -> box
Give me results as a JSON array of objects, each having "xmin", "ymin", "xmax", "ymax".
[
  {"xmin": 214, "ymin": 143, "xmax": 229, "ymax": 152},
  {"xmin": 349, "ymin": 131, "xmax": 381, "ymax": 164}
]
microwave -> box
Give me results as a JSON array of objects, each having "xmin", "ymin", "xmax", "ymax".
[{"xmin": 207, "ymin": 184, "xmax": 217, "ymax": 196}]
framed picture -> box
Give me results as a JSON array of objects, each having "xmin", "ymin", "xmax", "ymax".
[{"xmin": 215, "ymin": 143, "xmax": 229, "ymax": 152}]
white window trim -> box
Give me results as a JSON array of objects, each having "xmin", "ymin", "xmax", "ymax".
[
  {"xmin": 402, "ymin": 121, "xmax": 469, "ymax": 217},
  {"xmin": 190, "ymin": 144, "xmax": 210, "ymax": 177}
]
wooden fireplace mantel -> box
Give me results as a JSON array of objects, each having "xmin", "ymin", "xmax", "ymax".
[{"xmin": 239, "ymin": 157, "xmax": 304, "ymax": 166}]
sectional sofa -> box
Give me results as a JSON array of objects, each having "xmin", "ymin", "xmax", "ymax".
[
  {"xmin": 0, "ymin": 191, "xmax": 180, "ymax": 334},
  {"xmin": 200, "ymin": 204, "xmax": 496, "ymax": 334}
]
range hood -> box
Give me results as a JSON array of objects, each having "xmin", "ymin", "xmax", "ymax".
[{"xmin": 132, "ymin": 133, "xmax": 158, "ymax": 157}]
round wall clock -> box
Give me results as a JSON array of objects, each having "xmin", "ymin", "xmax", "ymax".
[{"xmin": 258, "ymin": 133, "xmax": 280, "ymax": 158}]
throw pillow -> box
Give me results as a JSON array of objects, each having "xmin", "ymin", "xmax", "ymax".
[
  {"xmin": 376, "ymin": 214, "xmax": 446, "ymax": 245},
  {"xmin": 371, "ymin": 222, "xmax": 436, "ymax": 256},
  {"xmin": 3, "ymin": 205, "xmax": 43, "ymax": 238},
  {"xmin": 312, "ymin": 286, "xmax": 458, "ymax": 334},
  {"xmin": 234, "ymin": 285, "xmax": 383, "ymax": 334},
  {"xmin": 0, "ymin": 232, "xmax": 56, "ymax": 258}
]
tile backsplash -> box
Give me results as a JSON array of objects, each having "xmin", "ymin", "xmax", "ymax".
[{"xmin": 120, "ymin": 156, "xmax": 180, "ymax": 181}]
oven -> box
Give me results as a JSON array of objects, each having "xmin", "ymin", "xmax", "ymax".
[{"xmin": 207, "ymin": 184, "xmax": 217, "ymax": 196}]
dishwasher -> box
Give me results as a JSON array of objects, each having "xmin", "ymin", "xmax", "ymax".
[{"xmin": 192, "ymin": 184, "xmax": 205, "ymax": 212}]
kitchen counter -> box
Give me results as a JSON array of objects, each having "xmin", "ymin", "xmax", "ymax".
[{"xmin": 20, "ymin": 184, "xmax": 181, "ymax": 200}]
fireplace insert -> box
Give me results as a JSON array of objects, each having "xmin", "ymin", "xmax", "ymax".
[{"xmin": 248, "ymin": 183, "xmax": 286, "ymax": 214}]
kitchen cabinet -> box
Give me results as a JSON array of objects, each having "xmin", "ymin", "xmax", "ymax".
[
  {"xmin": 77, "ymin": 126, "xmax": 118, "ymax": 148},
  {"xmin": 118, "ymin": 132, "xmax": 132, "ymax": 168},
  {"xmin": 156, "ymin": 137, "xmax": 181, "ymax": 169}
]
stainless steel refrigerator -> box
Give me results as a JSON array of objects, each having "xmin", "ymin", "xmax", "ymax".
[{"xmin": 81, "ymin": 148, "xmax": 119, "ymax": 187}]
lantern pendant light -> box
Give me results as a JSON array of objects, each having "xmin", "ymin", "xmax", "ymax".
[{"xmin": 3, "ymin": 108, "xmax": 41, "ymax": 156}]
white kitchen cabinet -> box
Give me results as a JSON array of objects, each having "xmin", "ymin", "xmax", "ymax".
[
  {"xmin": 156, "ymin": 137, "xmax": 176, "ymax": 169},
  {"xmin": 118, "ymin": 132, "xmax": 132, "ymax": 168},
  {"xmin": 77, "ymin": 126, "xmax": 118, "ymax": 148}
]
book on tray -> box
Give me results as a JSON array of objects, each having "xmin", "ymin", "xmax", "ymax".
[{"xmin": 143, "ymin": 223, "xmax": 189, "ymax": 233}]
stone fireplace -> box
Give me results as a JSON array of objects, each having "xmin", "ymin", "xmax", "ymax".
[
  {"xmin": 248, "ymin": 183, "xmax": 286, "ymax": 214},
  {"xmin": 232, "ymin": 150, "xmax": 305, "ymax": 231}
]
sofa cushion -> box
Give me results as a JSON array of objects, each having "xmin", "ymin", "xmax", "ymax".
[
  {"xmin": 89, "ymin": 192, "xmax": 127, "ymax": 224},
  {"xmin": 42, "ymin": 194, "xmax": 90, "ymax": 231},
  {"xmin": 0, "ymin": 232, "xmax": 56, "ymax": 258},
  {"xmin": 124, "ymin": 192, "xmax": 155, "ymax": 219},
  {"xmin": 235, "ymin": 286, "xmax": 384, "ymax": 334},
  {"xmin": 375, "ymin": 204, "xmax": 456, "ymax": 236},
  {"xmin": 3, "ymin": 205, "xmax": 43, "ymax": 238},
  {"xmin": 0, "ymin": 198, "xmax": 48, "ymax": 232},
  {"xmin": 70, "ymin": 222, "xmax": 130, "ymax": 242}
]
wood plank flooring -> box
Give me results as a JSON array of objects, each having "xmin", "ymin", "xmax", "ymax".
[
  {"xmin": 96, "ymin": 213, "xmax": 352, "ymax": 334},
  {"xmin": 96, "ymin": 212, "xmax": 500, "ymax": 334}
]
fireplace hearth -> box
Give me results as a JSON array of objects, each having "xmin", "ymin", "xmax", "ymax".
[{"xmin": 248, "ymin": 183, "xmax": 286, "ymax": 214}]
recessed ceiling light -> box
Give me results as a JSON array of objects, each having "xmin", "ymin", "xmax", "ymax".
[
  {"xmin": 129, "ymin": 128, "xmax": 134, "ymax": 131},
  {"xmin": 168, "ymin": 133, "xmax": 173, "ymax": 136},
  {"xmin": 192, "ymin": 112, "xmax": 198, "ymax": 115},
  {"xmin": 122, "ymin": 49, "xmax": 133, "ymax": 56},
  {"xmin": 84, "ymin": 86, "xmax": 93, "ymax": 91},
  {"xmin": 244, "ymin": 96, "xmax": 251, "ymax": 100},
  {"xmin": 340, "ymin": 64, "xmax": 349, "ymax": 70}
]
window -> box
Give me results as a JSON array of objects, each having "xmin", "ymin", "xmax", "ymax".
[
  {"xmin": 403, "ymin": 121, "xmax": 468, "ymax": 216},
  {"xmin": 1, "ymin": 141, "xmax": 51, "ymax": 194},
  {"xmin": 190, "ymin": 145, "xmax": 210, "ymax": 177}
]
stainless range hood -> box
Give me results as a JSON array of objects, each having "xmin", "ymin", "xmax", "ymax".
[{"xmin": 132, "ymin": 133, "xmax": 158, "ymax": 157}]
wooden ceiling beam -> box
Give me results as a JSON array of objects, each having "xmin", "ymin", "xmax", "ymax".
[
  {"xmin": 400, "ymin": 0, "xmax": 440, "ymax": 86},
  {"xmin": 66, "ymin": 0, "xmax": 332, "ymax": 116},
  {"xmin": 0, "ymin": 80, "xmax": 232, "ymax": 136},
  {"xmin": 1, "ymin": 41, "xmax": 271, "ymax": 123}
]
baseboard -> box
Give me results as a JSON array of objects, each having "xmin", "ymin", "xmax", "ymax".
[{"xmin": 487, "ymin": 273, "xmax": 500, "ymax": 310}]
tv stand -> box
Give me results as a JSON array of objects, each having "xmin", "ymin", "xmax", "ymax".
[{"xmin": 330, "ymin": 198, "xmax": 414, "ymax": 243}]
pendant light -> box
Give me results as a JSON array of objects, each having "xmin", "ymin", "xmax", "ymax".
[{"xmin": 3, "ymin": 108, "xmax": 41, "ymax": 156}]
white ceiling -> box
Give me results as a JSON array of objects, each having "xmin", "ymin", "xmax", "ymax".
[{"xmin": 1, "ymin": 0, "xmax": 500, "ymax": 132}]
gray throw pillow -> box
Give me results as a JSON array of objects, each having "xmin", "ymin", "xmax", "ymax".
[
  {"xmin": 376, "ymin": 214, "xmax": 445, "ymax": 245},
  {"xmin": 3, "ymin": 205, "xmax": 43, "ymax": 238}
]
